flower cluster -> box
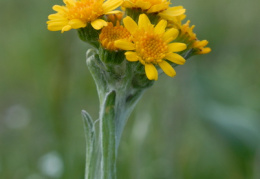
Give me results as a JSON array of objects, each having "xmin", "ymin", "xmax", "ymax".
[{"xmin": 47, "ymin": 0, "xmax": 211, "ymax": 80}]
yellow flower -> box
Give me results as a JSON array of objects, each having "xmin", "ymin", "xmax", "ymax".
[
  {"xmin": 177, "ymin": 20, "xmax": 211, "ymax": 54},
  {"xmin": 193, "ymin": 40, "xmax": 211, "ymax": 54},
  {"xmin": 122, "ymin": 0, "xmax": 170, "ymax": 13},
  {"xmin": 115, "ymin": 14, "xmax": 187, "ymax": 80},
  {"xmin": 179, "ymin": 20, "xmax": 197, "ymax": 41},
  {"xmin": 47, "ymin": 0, "xmax": 123, "ymax": 33},
  {"xmin": 99, "ymin": 22, "xmax": 131, "ymax": 51}
]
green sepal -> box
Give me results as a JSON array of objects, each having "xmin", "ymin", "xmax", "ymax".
[
  {"xmin": 125, "ymin": 8, "xmax": 143, "ymax": 22},
  {"xmin": 125, "ymin": 8, "xmax": 160, "ymax": 24},
  {"xmin": 77, "ymin": 25, "xmax": 100, "ymax": 48},
  {"xmin": 132, "ymin": 73, "xmax": 154, "ymax": 89},
  {"xmin": 99, "ymin": 47, "xmax": 125, "ymax": 65},
  {"xmin": 146, "ymin": 13, "xmax": 160, "ymax": 24}
]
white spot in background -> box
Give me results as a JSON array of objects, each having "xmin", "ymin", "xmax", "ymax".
[
  {"xmin": 38, "ymin": 151, "xmax": 63, "ymax": 178},
  {"xmin": 131, "ymin": 112, "xmax": 151, "ymax": 144},
  {"xmin": 4, "ymin": 104, "xmax": 31, "ymax": 129},
  {"xmin": 26, "ymin": 173, "xmax": 45, "ymax": 179}
]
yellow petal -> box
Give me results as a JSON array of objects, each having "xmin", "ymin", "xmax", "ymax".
[
  {"xmin": 91, "ymin": 19, "xmax": 108, "ymax": 30},
  {"xmin": 48, "ymin": 21, "xmax": 68, "ymax": 31},
  {"xmin": 154, "ymin": 20, "xmax": 167, "ymax": 34},
  {"xmin": 114, "ymin": 40, "xmax": 135, "ymax": 50},
  {"xmin": 102, "ymin": 0, "xmax": 123, "ymax": 14},
  {"xmin": 193, "ymin": 40, "xmax": 208, "ymax": 48},
  {"xmin": 145, "ymin": 63, "xmax": 158, "ymax": 80},
  {"xmin": 122, "ymin": 1, "xmax": 134, "ymax": 8},
  {"xmin": 158, "ymin": 61, "xmax": 176, "ymax": 77},
  {"xmin": 63, "ymin": 0, "xmax": 75, "ymax": 6},
  {"xmin": 138, "ymin": 14, "xmax": 151, "ymax": 30},
  {"xmin": 123, "ymin": 16, "xmax": 138, "ymax": 34},
  {"xmin": 61, "ymin": 25, "xmax": 72, "ymax": 33},
  {"xmin": 48, "ymin": 14, "xmax": 66, "ymax": 20},
  {"xmin": 48, "ymin": 25, "xmax": 63, "ymax": 31},
  {"xmin": 162, "ymin": 28, "xmax": 179, "ymax": 43},
  {"xmin": 69, "ymin": 19, "xmax": 86, "ymax": 29},
  {"xmin": 198, "ymin": 47, "xmax": 211, "ymax": 54},
  {"xmin": 104, "ymin": 10, "xmax": 122, "ymax": 15},
  {"xmin": 159, "ymin": 6, "xmax": 186, "ymax": 20},
  {"xmin": 168, "ymin": 43, "xmax": 187, "ymax": 52},
  {"xmin": 52, "ymin": 5, "xmax": 68, "ymax": 13},
  {"xmin": 48, "ymin": 21, "xmax": 67, "ymax": 26},
  {"xmin": 135, "ymin": 0, "xmax": 151, "ymax": 9},
  {"xmin": 47, "ymin": 19, "xmax": 68, "ymax": 24},
  {"xmin": 125, "ymin": 52, "xmax": 140, "ymax": 61},
  {"xmin": 147, "ymin": 4, "xmax": 168, "ymax": 13},
  {"xmin": 165, "ymin": 53, "xmax": 186, "ymax": 65}
]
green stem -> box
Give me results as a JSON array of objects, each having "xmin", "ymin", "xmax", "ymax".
[{"xmin": 83, "ymin": 49, "xmax": 151, "ymax": 179}]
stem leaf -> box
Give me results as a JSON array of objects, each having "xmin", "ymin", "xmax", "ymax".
[
  {"xmin": 101, "ymin": 90, "xmax": 116, "ymax": 179},
  {"xmin": 82, "ymin": 110, "xmax": 95, "ymax": 178}
]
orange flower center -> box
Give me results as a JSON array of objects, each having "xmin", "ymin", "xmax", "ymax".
[
  {"xmin": 100, "ymin": 22, "xmax": 131, "ymax": 51},
  {"xmin": 67, "ymin": 0, "xmax": 104, "ymax": 22},
  {"xmin": 135, "ymin": 31, "xmax": 168, "ymax": 63}
]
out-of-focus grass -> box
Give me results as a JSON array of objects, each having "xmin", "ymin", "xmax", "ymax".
[{"xmin": 0, "ymin": 0, "xmax": 259, "ymax": 179}]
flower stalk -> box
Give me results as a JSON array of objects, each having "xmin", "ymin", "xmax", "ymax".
[{"xmin": 82, "ymin": 49, "xmax": 152, "ymax": 179}]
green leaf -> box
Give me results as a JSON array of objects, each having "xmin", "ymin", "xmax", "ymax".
[
  {"xmin": 81, "ymin": 110, "xmax": 95, "ymax": 178},
  {"xmin": 100, "ymin": 90, "xmax": 116, "ymax": 179}
]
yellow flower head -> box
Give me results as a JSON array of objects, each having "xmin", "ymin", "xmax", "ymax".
[
  {"xmin": 115, "ymin": 14, "xmax": 187, "ymax": 80},
  {"xmin": 180, "ymin": 20, "xmax": 197, "ymax": 41},
  {"xmin": 193, "ymin": 40, "xmax": 211, "ymax": 54},
  {"xmin": 122, "ymin": 0, "xmax": 170, "ymax": 13},
  {"xmin": 177, "ymin": 20, "xmax": 211, "ymax": 54},
  {"xmin": 47, "ymin": 0, "xmax": 123, "ymax": 33},
  {"xmin": 99, "ymin": 22, "xmax": 131, "ymax": 51}
]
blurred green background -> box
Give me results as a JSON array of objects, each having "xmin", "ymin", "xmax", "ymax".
[{"xmin": 1, "ymin": 0, "xmax": 260, "ymax": 178}]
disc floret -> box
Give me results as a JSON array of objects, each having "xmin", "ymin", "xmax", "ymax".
[{"xmin": 99, "ymin": 22, "xmax": 131, "ymax": 51}]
